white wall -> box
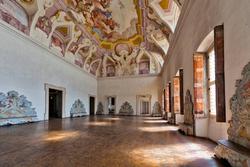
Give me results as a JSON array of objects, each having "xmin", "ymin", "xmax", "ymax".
[
  {"xmin": 162, "ymin": 0, "xmax": 250, "ymax": 141},
  {"xmin": 0, "ymin": 22, "xmax": 97, "ymax": 121},
  {"xmin": 98, "ymin": 75, "xmax": 161, "ymax": 115}
]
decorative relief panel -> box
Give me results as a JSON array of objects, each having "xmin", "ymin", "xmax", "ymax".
[
  {"xmin": 96, "ymin": 102, "xmax": 104, "ymax": 115},
  {"xmin": 228, "ymin": 62, "xmax": 250, "ymax": 148},
  {"xmin": 119, "ymin": 101, "xmax": 134, "ymax": 116},
  {"xmin": 152, "ymin": 102, "xmax": 162, "ymax": 117},
  {"xmin": 70, "ymin": 99, "xmax": 87, "ymax": 118},
  {"xmin": 215, "ymin": 62, "xmax": 250, "ymax": 167},
  {"xmin": 0, "ymin": 91, "xmax": 37, "ymax": 126}
]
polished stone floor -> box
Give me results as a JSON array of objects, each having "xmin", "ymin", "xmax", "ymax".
[{"xmin": 0, "ymin": 116, "xmax": 227, "ymax": 167}]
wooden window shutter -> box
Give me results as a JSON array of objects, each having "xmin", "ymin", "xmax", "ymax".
[
  {"xmin": 179, "ymin": 69, "xmax": 184, "ymax": 115},
  {"xmin": 214, "ymin": 25, "xmax": 226, "ymax": 122}
]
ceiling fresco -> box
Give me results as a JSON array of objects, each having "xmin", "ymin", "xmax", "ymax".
[{"xmin": 0, "ymin": 0, "xmax": 182, "ymax": 77}]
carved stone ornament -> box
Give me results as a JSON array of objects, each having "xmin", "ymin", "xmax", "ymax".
[
  {"xmin": 151, "ymin": 102, "xmax": 162, "ymax": 117},
  {"xmin": 215, "ymin": 62, "xmax": 250, "ymax": 167},
  {"xmin": 119, "ymin": 101, "xmax": 134, "ymax": 116},
  {"xmin": 96, "ymin": 102, "xmax": 104, "ymax": 115},
  {"xmin": 179, "ymin": 90, "xmax": 195, "ymax": 136},
  {"xmin": 70, "ymin": 99, "xmax": 87, "ymax": 117},
  {"xmin": 0, "ymin": 91, "xmax": 38, "ymax": 126},
  {"xmin": 184, "ymin": 90, "xmax": 194, "ymax": 125}
]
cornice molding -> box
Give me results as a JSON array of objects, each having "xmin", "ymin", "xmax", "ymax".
[{"xmin": 97, "ymin": 73, "xmax": 160, "ymax": 81}]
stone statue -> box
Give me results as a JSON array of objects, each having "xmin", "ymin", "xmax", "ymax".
[
  {"xmin": 112, "ymin": 48, "xmax": 138, "ymax": 76},
  {"xmin": 184, "ymin": 90, "xmax": 194, "ymax": 125},
  {"xmin": 179, "ymin": 90, "xmax": 195, "ymax": 136}
]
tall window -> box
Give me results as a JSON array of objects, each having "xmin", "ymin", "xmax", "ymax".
[
  {"xmin": 173, "ymin": 69, "xmax": 184, "ymax": 114},
  {"xmin": 165, "ymin": 84, "xmax": 170, "ymax": 113},
  {"xmin": 193, "ymin": 25, "xmax": 225, "ymax": 122},
  {"xmin": 193, "ymin": 54, "xmax": 207, "ymax": 115},
  {"xmin": 208, "ymin": 49, "xmax": 217, "ymax": 115}
]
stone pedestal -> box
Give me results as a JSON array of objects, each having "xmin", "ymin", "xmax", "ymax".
[
  {"xmin": 179, "ymin": 123, "xmax": 194, "ymax": 135},
  {"xmin": 215, "ymin": 140, "xmax": 250, "ymax": 167}
]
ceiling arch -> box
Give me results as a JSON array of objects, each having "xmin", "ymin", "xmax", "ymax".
[{"xmin": 0, "ymin": 0, "xmax": 183, "ymax": 77}]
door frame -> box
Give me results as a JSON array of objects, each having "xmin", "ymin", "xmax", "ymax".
[
  {"xmin": 88, "ymin": 94, "xmax": 96, "ymax": 115},
  {"xmin": 105, "ymin": 95, "xmax": 117, "ymax": 114},
  {"xmin": 136, "ymin": 95, "xmax": 152, "ymax": 116},
  {"xmin": 45, "ymin": 83, "xmax": 66, "ymax": 120}
]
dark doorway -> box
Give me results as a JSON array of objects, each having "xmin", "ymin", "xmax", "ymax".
[
  {"xmin": 89, "ymin": 96, "xmax": 95, "ymax": 115},
  {"xmin": 49, "ymin": 89, "xmax": 63, "ymax": 119}
]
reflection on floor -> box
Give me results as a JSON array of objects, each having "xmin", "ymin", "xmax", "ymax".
[{"xmin": 0, "ymin": 116, "xmax": 226, "ymax": 167}]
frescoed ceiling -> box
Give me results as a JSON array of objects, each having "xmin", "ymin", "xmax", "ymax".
[{"xmin": 0, "ymin": 0, "xmax": 183, "ymax": 77}]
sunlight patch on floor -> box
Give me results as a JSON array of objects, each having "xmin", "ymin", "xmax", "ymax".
[
  {"xmin": 143, "ymin": 120, "xmax": 168, "ymax": 124},
  {"xmin": 131, "ymin": 143, "xmax": 214, "ymax": 166},
  {"xmin": 143, "ymin": 117, "xmax": 163, "ymax": 120},
  {"xmin": 84, "ymin": 121, "xmax": 112, "ymax": 126},
  {"xmin": 43, "ymin": 131, "xmax": 80, "ymax": 142},
  {"xmin": 138, "ymin": 126, "xmax": 178, "ymax": 132},
  {"xmin": 104, "ymin": 117, "xmax": 122, "ymax": 121}
]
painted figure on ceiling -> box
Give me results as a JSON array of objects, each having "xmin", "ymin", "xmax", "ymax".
[
  {"xmin": 68, "ymin": 0, "xmax": 119, "ymax": 40},
  {"xmin": 112, "ymin": 45, "xmax": 139, "ymax": 76}
]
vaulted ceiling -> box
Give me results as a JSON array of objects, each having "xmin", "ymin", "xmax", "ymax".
[{"xmin": 0, "ymin": 0, "xmax": 183, "ymax": 77}]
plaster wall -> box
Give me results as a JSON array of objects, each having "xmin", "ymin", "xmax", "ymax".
[
  {"xmin": 0, "ymin": 22, "xmax": 97, "ymax": 121},
  {"xmin": 162, "ymin": 0, "xmax": 250, "ymax": 141},
  {"xmin": 98, "ymin": 75, "xmax": 161, "ymax": 115}
]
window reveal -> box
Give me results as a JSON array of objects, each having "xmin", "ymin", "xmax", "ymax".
[
  {"xmin": 193, "ymin": 54, "xmax": 207, "ymax": 115},
  {"xmin": 173, "ymin": 76, "xmax": 181, "ymax": 113}
]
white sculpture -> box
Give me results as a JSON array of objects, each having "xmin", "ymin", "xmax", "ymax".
[{"xmin": 112, "ymin": 48, "xmax": 138, "ymax": 76}]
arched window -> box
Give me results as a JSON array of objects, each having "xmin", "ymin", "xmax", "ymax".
[{"xmin": 194, "ymin": 25, "xmax": 225, "ymax": 122}]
